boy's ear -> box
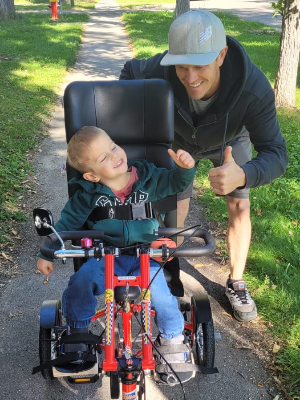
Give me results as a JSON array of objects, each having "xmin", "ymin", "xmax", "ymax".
[{"xmin": 83, "ymin": 172, "xmax": 100, "ymax": 182}]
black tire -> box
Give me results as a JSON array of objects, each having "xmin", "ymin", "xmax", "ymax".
[
  {"xmin": 110, "ymin": 323, "xmax": 121, "ymax": 399},
  {"xmin": 39, "ymin": 300, "xmax": 62, "ymax": 380},
  {"xmin": 137, "ymin": 371, "xmax": 146, "ymax": 400},
  {"xmin": 191, "ymin": 295, "xmax": 215, "ymax": 368},
  {"xmin": 110, "ymin": 372, "xmax": 120, "ymax": 399}
]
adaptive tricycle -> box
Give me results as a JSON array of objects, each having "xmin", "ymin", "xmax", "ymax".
[
  {"xmin": 32, "ymin": 78, "xmax": 219, "ymax": 399},
  {"xmin": 32, "ymin": 208, "xmax": 217, "ymax": 399}
]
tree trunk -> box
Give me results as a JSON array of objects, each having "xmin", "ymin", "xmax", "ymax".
[
  {"xmin": 274, "ymin": 0, "xmax": 300, "ymax": 108},
  {"xmin": 0, "ymin": 0, "xmax": 15, "ymax": 20},
  {"xmin": 175, "ymin": 0, "xmax": 190, "ymax": 19}
]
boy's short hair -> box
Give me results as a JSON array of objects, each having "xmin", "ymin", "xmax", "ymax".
[{"xmin": 67, "ymin": 126, "xmax": 107, "ymax": 173}]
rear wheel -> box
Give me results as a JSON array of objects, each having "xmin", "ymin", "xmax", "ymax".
[
  {"xmin": 191, "ymin": 295, "xmax": 215, "ymax": 368},
  {"xmin": 39, "ymin": 300, "xmax": 62, "ymax": 380}
]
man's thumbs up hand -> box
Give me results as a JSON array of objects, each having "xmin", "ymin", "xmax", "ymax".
[
  {"xmin": 208, "ymin": 146, "xmax": 246, "ymax": 196},
  {"xmin": 223, "ymin": 146, "xmax": 234, "ymax": 164}
]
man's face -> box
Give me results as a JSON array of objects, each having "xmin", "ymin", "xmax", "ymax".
[{"xmin": 175, "ymin": 48, "xmax": 227, "ymax": 100}]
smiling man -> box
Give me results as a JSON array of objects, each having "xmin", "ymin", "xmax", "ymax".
[{"xmin": 120, "ymin": 10, "xmax": 288, "ymax": 322}]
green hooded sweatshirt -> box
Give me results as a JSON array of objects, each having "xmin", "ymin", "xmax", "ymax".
[{"xmin": 39, "ymin": 159, "xmax": 195, "ymax": 260}]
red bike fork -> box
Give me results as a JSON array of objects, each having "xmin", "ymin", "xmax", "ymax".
[
  {"xmin": 140, "ymin": 251, "xmax": 155, "ymax": 370},
  {"xmin": 102, "ymin": 251, "xmax": 118, "ymax": 371}
]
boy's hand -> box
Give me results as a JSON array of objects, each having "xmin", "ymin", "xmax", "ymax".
[
  {"xmin": 37, "ymin": 258, "xmax": 54, "ymax": 276},
  {"xmin": 168, "ymin": 149, "xmax": 195, "ymax": 169}
]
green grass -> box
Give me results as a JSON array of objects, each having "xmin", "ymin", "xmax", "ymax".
[
  {"xmin": 15, "ymin": 0, "xmax": 97, "ymax": 11},
  {"xmin": 117, "ymin": 0, "xmax": 175, "ymax": 9},
  {"xmin": 0, "ymin": 12, "xmax": 88, "ymax": 247},
  {"xmin": 122, "ymin": 10, "xmax": 300, "ymax": 398}
]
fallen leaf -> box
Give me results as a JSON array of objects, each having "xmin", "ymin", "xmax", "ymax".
[
  {"xmin": 273, "ymin": 376, "xmax": 281, "ymax": 385},
  {"xmin": 12, "ymin": 230, "xmax": 18, "ymax": 236},
  {"xmin": 35, "ymin": 270, "xmax": 41, "ymax": 274},
  {"xmin": 271, "ymin": 285, "xmax": 277, "ymax": 290},
  {"xmin": 8, "ymin": 313, "xmax": 13, "ymax": 318},
  {"xmin": 273, "ymin": 343, "xmax": 281, "ymax": 353},
  {"xmin": 292, "ymin": 221, "xmax": 299, "ymax": 225},
  {"xmin": 1, "ymin": 252, "xmax": 13, "ymax": 262},
  {"xmin": 258, "ymin": 382, "xmax": 263, "ymax": 387},
  {"xmin": 222, "ymin": 311, "xmax": 233, "ymax": 319},
  {"xmin": 272, "ymin": 395, "xmax": 280, "ymax": 400},
  {"xmin": 288, "ymin": 230, "xmax": 294, "ymax": 236},
  {"xmin": 233, "ymin": 344, "xmax": 251, "ymax": 350}
]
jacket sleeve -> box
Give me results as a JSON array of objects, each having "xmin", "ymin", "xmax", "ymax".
[
  {"xmin": 242, "ymin": 88, "xmax": 288, "ymax": 188},
  {"xmin": 148, "ymin": 165, "xmax": 196, "ymax": 201},
  {"xmin": 90, "ymin": 218, "xmax": 160, "ymax": 247},
  {"xmin": 119, "ymin": 52, "xmax": 167, "ymax": 80}
]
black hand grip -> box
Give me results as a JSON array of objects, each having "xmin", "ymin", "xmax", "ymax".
[
  {"xmin": 157, "ymin": 227, "xmax": 215, "ymax": 257},
  {"xmin": 40, "ymin": 230, "xmax": 104, "ymax": 259}
]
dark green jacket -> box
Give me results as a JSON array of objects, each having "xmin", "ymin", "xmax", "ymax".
[
  {"xmin": 120, "ymin": 36, "xmax": 288, "ymax": 188},
  {"xmin": 39, "ymin": 159, "xmax": 195, "ymax": 259}
]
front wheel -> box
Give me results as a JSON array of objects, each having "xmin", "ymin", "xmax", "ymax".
[
  {"xmin": 191, "ymin": 295, "xmax": 215, "ymax": 368},
  {"xmin": 137, "ymin": 371, "xmax": 146, "ymax": 400}
]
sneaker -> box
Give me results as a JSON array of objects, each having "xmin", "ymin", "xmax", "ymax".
[
  {"xmin": 225, "ymin": 279, "xmax": 257, "ymax": 322},
  {"xmin": 153, "ymin": 334, "xmax": 195, "ymax": 386}
]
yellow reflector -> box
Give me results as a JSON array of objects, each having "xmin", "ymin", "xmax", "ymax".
[{"xmin": 74, "ymin": 378, "xmax": 91, "ymax": 383}]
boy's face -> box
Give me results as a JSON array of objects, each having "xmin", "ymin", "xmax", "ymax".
[{"xmin": 83, "ymin": 132, "xmax": 128, "ymax": 184}]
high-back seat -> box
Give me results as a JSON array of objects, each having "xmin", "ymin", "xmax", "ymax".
[{"xmin": 63, "ymin": 79, "xmax": 183, "ymax": 296}]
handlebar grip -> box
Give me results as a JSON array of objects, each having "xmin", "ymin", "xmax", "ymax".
[
  {"xmin": 157, "ymin": 227, "xmax": 215, "ymax": 257},
  {"xmin": 40, "ymin": 230, "xmax": 105, "ymax": 259}
]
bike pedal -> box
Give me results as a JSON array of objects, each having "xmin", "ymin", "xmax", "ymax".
[{"xmin": 67, "ymin": 374, "xmax": 99, "ymax": 384}]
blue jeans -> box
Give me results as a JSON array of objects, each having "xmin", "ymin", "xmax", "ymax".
[{"xmin": 62, "ymin": 256, "xmax": 184, "ymax": 339}]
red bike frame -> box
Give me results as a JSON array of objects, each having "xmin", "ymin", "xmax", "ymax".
[{"xmin": 91, "ymin": 247, "xmax": 156, "ymax": 399}]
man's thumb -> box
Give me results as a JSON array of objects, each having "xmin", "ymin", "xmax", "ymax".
[{"xmin": 223, "ymin": 146, "xmax": 234, "ymax": 164}]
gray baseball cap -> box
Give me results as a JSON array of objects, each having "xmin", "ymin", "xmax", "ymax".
[{"xmin": 160, "ymin": 10, "xmax": 226, "ymax": 66}]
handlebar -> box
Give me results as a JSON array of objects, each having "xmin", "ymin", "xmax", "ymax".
[
  {"xmin": 40, "ymin": 227, "xmax": 215, "ymax": 259},
  {"xmin": 41, "ymin": 230, "xmax": 105, "ymax": 259}
]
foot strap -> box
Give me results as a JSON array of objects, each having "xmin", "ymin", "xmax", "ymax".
[
  {"xmin": 32, "ymin": 332, "xmax": 101, "ymax": 375},
  {"xmin": 32, "ymin": 352, "xmax": 97, "ymax": 375},
  {"xmin": 156, "ymin": 363, "xmax": 218, "ymax": 375}
]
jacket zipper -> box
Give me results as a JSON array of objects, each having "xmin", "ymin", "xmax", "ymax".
[{"xmin": 177, "ymin": 110, "xmax": 218, "ymax": 141}]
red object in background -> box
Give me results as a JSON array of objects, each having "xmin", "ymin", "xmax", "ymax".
[{"xmin": 50, "ymin": 1, "xmax": 58, "ymax": 20}]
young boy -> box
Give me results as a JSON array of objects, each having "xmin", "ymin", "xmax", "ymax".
[{"xmin": 37, "ymin": 126, "xmax": 196, "ymax": 383}]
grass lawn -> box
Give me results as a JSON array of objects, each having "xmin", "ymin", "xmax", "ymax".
[
  {"xmin": 0, "ymin": 12, "xmax": 89, "ymax": 247},
  {"xmin": 15, "ymin": 0, "xmax": 97, "ymax": 11},
  {"xmin": 117, "ymin": 0, "xmax": 175, "ymax": 8},
  {"xmin": 121, "ymin": 10, "xmax": 300, "ymax": 399}
]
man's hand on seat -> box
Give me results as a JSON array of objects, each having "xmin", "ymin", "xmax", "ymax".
[
  {"xmin": 168, "ymin": 149, "xmax": 195, "ymax": 169},
  {"xmin": 37, "ymin": 258, "xmax": 54, "ymax": 276}
]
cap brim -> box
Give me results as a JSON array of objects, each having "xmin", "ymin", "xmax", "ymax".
[{"xmin": 160, "ymin": 51, "xmax": 219, "ymax": 66}]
